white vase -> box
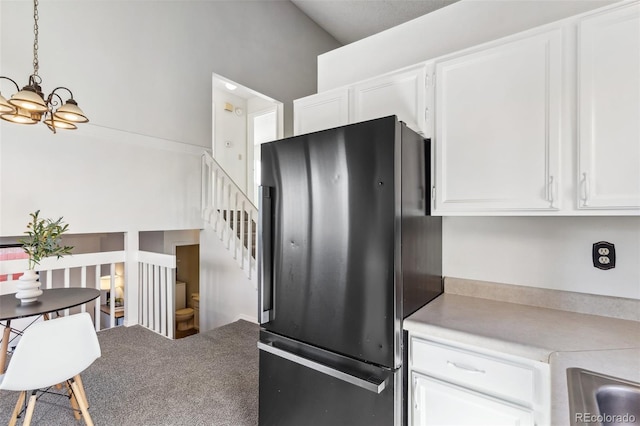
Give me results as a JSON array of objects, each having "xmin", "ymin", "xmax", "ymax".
[{"xmin": 15, "ymin": 269, "xmax": 43, "ymax": 304}]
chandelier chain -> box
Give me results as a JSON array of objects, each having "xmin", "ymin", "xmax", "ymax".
[{"xmin": 32, "ymin": 0, "xmax": 39, "ymax": 79}]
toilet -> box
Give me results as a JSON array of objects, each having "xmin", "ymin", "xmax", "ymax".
[{"xmin": 175, "ymin": 281, "xmax": 194, "ymax": 331}]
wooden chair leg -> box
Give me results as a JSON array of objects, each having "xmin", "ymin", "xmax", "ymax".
[
  {"xmin": 8, "ymin": 390, "xmax": 25, "ymax": 426},
  {"xmin": 66, "ymin": 380, "xmax": 82, "ymax": 420},
  {"xmin": 1, "ymin": 321, "xmax": 11, "ymax": 375},
  {"xmin": 22, "ymin": 391, "xmax": 37, "ymax": 426},
  {"xmin": 71, "ymin": 379, "xmax": 94, "ymax": 426},
  {"xmin": 74, "ymin": 374, "xmax": 89, "ymax": 409}
]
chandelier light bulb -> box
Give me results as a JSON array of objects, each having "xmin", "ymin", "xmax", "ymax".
[
  {"xmin": 44, "ymin": 116, "xmax": 77, "ymax": 131},
  {"xmin": 0, "ymin": 107, "xmax": 39, "ymax": 125},
  {"xmin": 0, "ymin": 94, "xmax": 15, "ymax": 113},
  {"xmin": 9, "ymin": 87, "xmax": 48, "ymax": 113},
  {"xmin": 53, "ymin": 100, "xmax": 89, "ymax": 123}
]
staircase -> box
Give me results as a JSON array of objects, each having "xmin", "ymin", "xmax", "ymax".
[
  {"xmin": 222, "ymin": 210, "xmax": 257, "ymax": 258},
  {"xmin": 201, "ymin": 151, "xmax": 258, "ymax": 278}
]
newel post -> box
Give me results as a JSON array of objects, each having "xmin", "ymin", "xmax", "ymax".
[{"xmin": 124, "ymin": 230, "xmax": 140, "ymax": 326}]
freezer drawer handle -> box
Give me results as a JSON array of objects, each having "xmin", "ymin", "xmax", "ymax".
[
  {"xmin": 258, "ymin": 185, "xmax": 274, "ymax": 324},
  {"xmin": 258, "ymin": 341, "xmax": 388, "ymax": 394}
]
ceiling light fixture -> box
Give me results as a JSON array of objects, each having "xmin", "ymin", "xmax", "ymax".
[{"xmin": 0, "ymin": 0, "xmax": 88, "ymax": 133}]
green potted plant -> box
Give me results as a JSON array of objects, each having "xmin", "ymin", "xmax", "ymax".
[{"xmin": 16, "ymin": 210, "xmax": 73, "ymax": 304}]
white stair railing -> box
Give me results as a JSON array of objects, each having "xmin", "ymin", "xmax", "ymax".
[
  {"xmin": 202, "ymin": 151, "xmax": 258, "ymax": 278},
  {"xmin": 137, "ymin": 250, "xmax": 176, "ymax": 339},
  {"xmin": 1, "ymin": 249, "xmax": 179, "ymax": 340},
  {"xmin": 0, "ymin": 251, "xmax": 126, "ymax": 335}
]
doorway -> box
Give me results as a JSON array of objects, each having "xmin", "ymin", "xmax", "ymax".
[
  {"xmin": 249, "ymin": 107, "xmax": 278, "ymax": 202},
  {"xmin": 176, "ymin": 244, "xmax": 199, "ymax": 338},
  {"xmin": 211, "ymin": 73, "xmax": 284, "ymax": 204}
]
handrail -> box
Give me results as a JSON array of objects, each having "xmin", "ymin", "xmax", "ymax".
[
  {"xmin": 201, "ymin": 151, "xmax": 259, "ymax": 279},
  {"xmin": 202, "ymin": 151, "xmax": 255, "ymax": 210}
]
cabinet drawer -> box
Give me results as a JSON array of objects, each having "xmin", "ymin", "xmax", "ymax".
[{"xmin": 411, "ymin": 337, "xmax": 536, "ymax": 405}]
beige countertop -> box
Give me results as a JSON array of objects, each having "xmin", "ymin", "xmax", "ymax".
[
  {"xmin": 404, "ymin": 292, "xmax": 640, "ymax": 363},
  {"xmin": 404, "ymin": 278, "xmax": 640, "ymax": 426}
]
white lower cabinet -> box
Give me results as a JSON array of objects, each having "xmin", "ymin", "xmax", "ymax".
[
  {"xmin": 412, "ymin": 373, "xmax": 534, "ymax": 426},
  {"xmin": 409, "ymin": 336, "xmax": 550, "ymax": 426}
]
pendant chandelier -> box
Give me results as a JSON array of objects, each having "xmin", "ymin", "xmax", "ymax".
[{"xmin": 0, "ymin": 0, "xmax": 88, "ymax": 133}]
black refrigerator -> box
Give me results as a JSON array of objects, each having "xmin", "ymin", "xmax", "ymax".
[{"xmin": 257, "ymin": 115, "xmax": 442, "ymax": 426}]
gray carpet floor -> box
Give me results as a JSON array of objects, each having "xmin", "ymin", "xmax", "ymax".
[{"xmin": 0, "ymin": 320, "xmax": 260, "ymax": 425}]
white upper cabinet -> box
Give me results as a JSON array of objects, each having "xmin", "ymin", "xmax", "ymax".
[
  {"xmin": 432, "ymin": 29, "xmax": 563, "ymax": 214},
  {"xmin": 293, "ymin": 87, "xmax": 349, "ymax": 136},
  {"xmin": 351, "ymin": 64, "xmax": 427, "ymax": 135},
  {"xmin": 293, "ymin": 2, "xmax": 639, "ymax": 216},
  {"xmin": 577, "ymin": 3, "xmax": 640, "ymax": 210}
]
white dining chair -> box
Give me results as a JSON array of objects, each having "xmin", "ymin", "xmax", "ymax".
[
  {"xmin": 0, "ymin": 312, "xmax": 101, "ymax": 426},
  {"xmin": 0, "ymin": 279, "xmax": 42, "ymax": 371}
]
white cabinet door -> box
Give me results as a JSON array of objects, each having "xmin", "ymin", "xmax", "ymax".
[
  {"xmin": 577, "ymin": 3, "xmax": 640, "ymax": 210},
  {"xmin": 293, "ymin": 88, "xmax": 349, "ymax": 136},
  {"xmin": 433, "ymin": 30, "xmax": 562, "ymax": 214},
  {"xmin": 411, "ymin": 373, "xmax": 534, "ymax": 426},
  {"xmin": 351, "ymin": 64, "xmax": 427, "ymax": 135}
]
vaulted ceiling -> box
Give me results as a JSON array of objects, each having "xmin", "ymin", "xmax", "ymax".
[{"xmin": 290, "ymin": 0, "xmax": 461, "ymax": 45}]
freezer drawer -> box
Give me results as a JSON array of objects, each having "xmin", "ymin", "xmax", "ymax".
[{"xmin": 259, "ymin": 332, "xmax": 401, "ymax": 426}]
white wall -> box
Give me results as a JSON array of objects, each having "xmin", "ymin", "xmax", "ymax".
[
  {"xmin": 0, "ymin": 125, "xmax": 204, "ymax": 236},
  {"xmin": 213, "ymin": 89, "xmax": 248, "ymax": 190},
  {"xmin": 444, "ymin": 217, "xmax": 640, "ymax": 299},
  {"xmin": 318, "ymin": 0, "xmax": 617, "ymax": 91},
  {"xmin": 200, "ymin": 226, "xmax": 257, "ymax": 331},
  {"xmin": 163, "ymin": 230, "xmax": 200, "ymax": 256},
  {"xmin": 139, "ymin": 232, "xmax": 166, "ymax": 253}
]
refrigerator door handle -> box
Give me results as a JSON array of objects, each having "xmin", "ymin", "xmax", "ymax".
[
  {"xmin": 258, "ymin": 185, "xmax": 274, "ymax": 324},
  {"xmin": 258, "ymin": 341, "xmax": 389, "ymax": 394}
]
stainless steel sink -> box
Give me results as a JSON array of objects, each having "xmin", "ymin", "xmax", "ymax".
[{"xmin": 567, "ymin": 368, "xmax": 640, "ymax": 426}]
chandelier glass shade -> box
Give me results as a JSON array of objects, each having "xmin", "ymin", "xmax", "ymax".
[{"xmin": 0, "ymin": 0, "xmax": 88, "ymax": 133}]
